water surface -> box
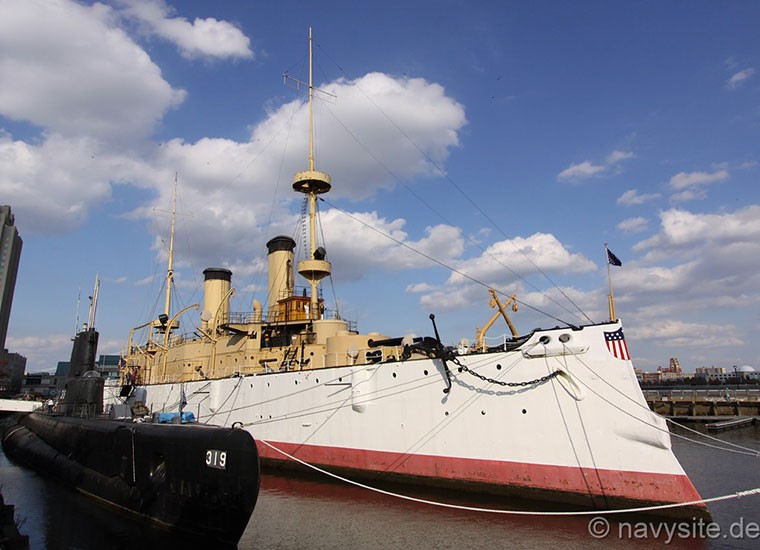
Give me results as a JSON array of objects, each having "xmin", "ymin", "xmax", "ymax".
[{"xmin": 2, "ymin": 423, "xmax": 759, "ymax": 549}]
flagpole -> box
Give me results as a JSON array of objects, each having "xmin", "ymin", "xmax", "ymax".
[{"xmin": 605, "ymin": 243, "xmax": 616, "ymax": 321}]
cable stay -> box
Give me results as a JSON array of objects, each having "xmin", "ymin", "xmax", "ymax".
[
  {"xmin": 320, "ymin": 196, "xmax": 577, "ymax": 328},
  {"xmin": 313, "ymin": 41, "xmax": 593, "ymax": 325}
]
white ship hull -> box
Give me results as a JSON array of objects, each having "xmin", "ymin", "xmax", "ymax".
[{"xmin": 106, "ymin": 321, "xmax": 704, "ymax": 516}]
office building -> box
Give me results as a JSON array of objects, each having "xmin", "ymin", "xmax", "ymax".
[{"xmin": 0, "ymin": 205, "xmax": 23, "ymax": 350}]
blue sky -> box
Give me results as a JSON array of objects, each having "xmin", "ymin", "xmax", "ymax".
[{"xmin": 2, "ymin": 0, "xmax": 759, "ymax": 373}]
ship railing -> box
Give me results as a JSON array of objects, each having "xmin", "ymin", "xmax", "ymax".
[
  {"xmin": 320, "ymin": 309, "xmax": 356, "ymax": 327},
  {"xmin": 223, "ymin": 308, "xmax": 357, "ymax": 332},
  {"xmin": 644, "ymin": 388, "xmax": 760, "ymax": 402},
  {"xmin": 483, "ymin": 332, "xmax": 513, "ymax": 351},
  {"xmin": 223, "ymin": 311, "xmax": 261, "ymax": 324},
  {"xmin": 166, "ymin": 331, "xmax": 204, "ymax": 347},
  {"xmin": 273, "ymin": 285, "xmax": 323, "ymax": 302}
]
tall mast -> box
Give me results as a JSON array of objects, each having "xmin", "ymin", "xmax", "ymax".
[
  {"xmin": 306, "ymin": 27, "xmax": 318, "ymax": 269},
  {"xmin": 164, "ymin": 173, "xmax": 178, "ymax": 319},
  {"xmin": 292, "ymin": 27, "xmax": 332, "ymax": 320},
  {"xmin": 73, "ymin": 287, "xmax": 81, "ymax": 336},
  {"xmin": 308, "ymin": 27, "xmax": 315, "ymax": 173},
  {"xmin": 88, "ymin": 274, "xmax": 100, "ymax": 330},
  {"xmin": 605, "ymin": 243, "xmax": 617, "ymax": 321}
]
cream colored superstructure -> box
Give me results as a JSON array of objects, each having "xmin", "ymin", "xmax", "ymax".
[{"xmin": 123, "ymin": 244, "xmax": 398, "ymax": 384}]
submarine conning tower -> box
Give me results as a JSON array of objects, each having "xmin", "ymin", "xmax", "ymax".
[
  {"xmin": 203, "ymin": 267, "xmax": 232, "ymax": 329},
  {"xmin": 267, "ymin": 235, "xmax": 295, "ymax": 321},
  {"xmin": 67, "ymin": 326, "xmax": 99, "ymax": 378},
  {"xmin": 60, "ymin": 326, "xmax": 103, "ymax": 416}
]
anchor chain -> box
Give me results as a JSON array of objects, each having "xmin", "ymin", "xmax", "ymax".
[
  {"xmin": 451, "ymin": 355, "xmax": 562, "ymax": 387},
  {"xmin": 412, "ymin": 314, "xmax": 561, "ymax": 393}
]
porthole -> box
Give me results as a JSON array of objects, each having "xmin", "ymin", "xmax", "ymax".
[
  {"xmin": 423, "ymin": 370, "xmax": 429, "ymax": 376},
  {"xmin": 522, "ymin": 409, "xmax": 527, "ymax": 414},
  {"xmin": 392, "ymin": 372, "xmax": 397, "ymax": 378},
  {"xmin": 559, "ymin": 333, "xmax": 570, "ymax": 343},
  {"xmin": 539, "ymin": 335, "xmax": 551, "ymax": 345},
  {"xmin": 481, "ymin": 410, "xmax": 486, "ymax": 415},
  {"xmin": 496, "ymin": 364, "xmax": 502, "ymax": 370}
]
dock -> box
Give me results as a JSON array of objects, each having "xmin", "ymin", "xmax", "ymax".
[
  {"xmin": 705, "ymin": 417, "xmax": 757, "ymax": 432},
  {"xmin": 0, "ymin": 399, "xmax": 39, "ymax": 414},
  {"xmin": 644, "ymin": 388, "xmax": 760, "ymax": 417}
]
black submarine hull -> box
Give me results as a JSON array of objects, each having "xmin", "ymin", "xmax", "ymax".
[{"xmin": 2, "ymin": 412, "xmax": 260, "ymax": 546}]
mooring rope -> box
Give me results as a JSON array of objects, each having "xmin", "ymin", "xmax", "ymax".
[{"xmin": 257, "ymin": 439, "xmax": 760, "ymax": 516}]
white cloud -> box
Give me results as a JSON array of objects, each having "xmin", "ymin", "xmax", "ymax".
[
  {"xmin": 6, "ymin": 333, "xmax": 128, "ymax": 373},
  {"xmin": 628, "ymin": 320, "xmax": 743, "ymax": 349},
  {"xmin": 6, "ymin": 334, "xmax": 73, "ymax": 373},
  {"xmin": 617, "ymin": 216, "xmax": 648, "ymax": 234},
  {"xmin": 606, "ymin": 150, "xmax": 635, "ymax": 164},
  {"xmin": 725, "ymin": 68, "xmax": 755, "ymax": 90},
  {"xmin": 616, "ymin": 262, "xmax": 698, "ymax": 293},
  {"xmin": 316, "ymin": 209, "xmax": 464, "ymax": 282},
  {"xmin": 316, "ymin": 73, "xmax": 467, "ymax": 197},
  {"xmin": 120, "ymin": 71, "xmax": 467, "ymax": 274},
  {"xmin": 134, "ymin": 275, "xmax": 158, "ymax": 286},
  {"xmin": 670, "ymin": 188, "xmax": 706, "ymax": 203},
  {"xmin": 620, "ymin": 206, "xmax": 760, "ymax": 320},
  {"xmin": 724, "ymin": 56, "xmax": 739, "ymax": 70},
  {"xmin": 558, "ymin": 149, "xmax": 633, "ymax": 182},
  {"xmin": 668, "ymin": 170, "xmax": 729, "ymax": 190},
  {"xmin": 519, "ymin": 285, "xmax": 604, "ymax": 323},
  {"xmin": 116, "ymin": 0, "xmax": 253, "ymax": 60},
  {"xmin": 0, "ymin": 0, "xmax": 186, "ymax": 231},
  {"xmin": 0, "ymin": 0, "xmax": 185, "ymax": 142},
  {"xmin": 667, "ymin": 169, "xmax": 729, "ymax": 203},
  {"xmin": 617, "ymin": 189, "xmax": 660, "ymax": 206},
  {"xmin": 0, "ymin": 1, "xmax": 466, "ymax": 295},
  {"xmin": 635, "ymin": 206, "xmax": 760, "ymax": 253},
  {"xmin": 406, "ymin": 282, "xmax": 436, "ymax": 293},
  {"xmin": 557, "ymin": 161, "xmax": 605, "ymax": 181},
  {"xmin": 412, "ymin": 232, "xmax": 596, "ymax": 315},
  {"xmin": 577, "ymin": 205, "xmax": 760, "ymax": 367},
  {"xmin": 0, "ymin": 132, "xmax": 149, "ymax": 232},
  {"xmin": 0, "ymin": 0, "xmax": 467, "ymax": 249},
  {"xmin": 450, "ymin": 233, "xmax": 596, "ymax": 285}
]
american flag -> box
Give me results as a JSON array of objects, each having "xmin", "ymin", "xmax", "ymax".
[
  {"xmin": 604, "ymin": 328, "xmax": 630, "ymax": 361},
  {"xmin": 607, "ymin": 248, "xmax": 622, "ymax": 267}
]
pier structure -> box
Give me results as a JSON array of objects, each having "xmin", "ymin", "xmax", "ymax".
[{"xmin": 644, "ymin": 388, "xmax": 760, "ymax": 417}]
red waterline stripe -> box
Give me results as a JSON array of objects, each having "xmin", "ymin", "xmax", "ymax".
[{"xmin": 257, "ymin": 440, "xmax": 703, "ymax": 505}]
